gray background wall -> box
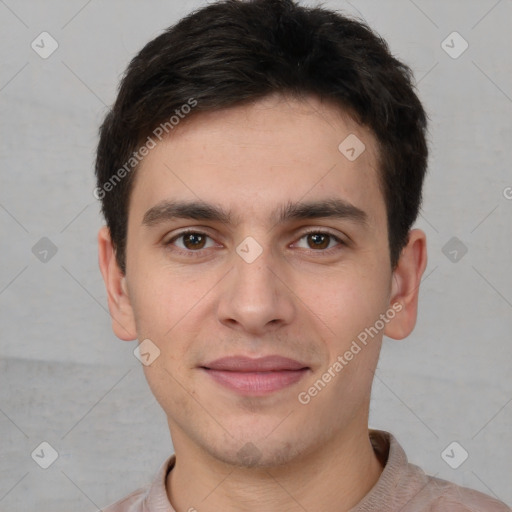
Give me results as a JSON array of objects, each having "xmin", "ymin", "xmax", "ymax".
[{"xmin": 1, "ymin": 0, "xmax": 511, "ymax": 510}]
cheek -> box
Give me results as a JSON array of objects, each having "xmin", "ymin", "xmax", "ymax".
[
  {"xmin": 299, "ymin": 266, "xmax": 389, "ymax": 337},
  {"xmin": 142, "ymin": 363, "xmax": 193, "ymax": 421},
  {"xmin": 129, "ymin": 266, "xmax": 210, "ymax": 379},
  {"xmin": 129, "ymin": 264, "xmax": 197, "ymax": 335}
]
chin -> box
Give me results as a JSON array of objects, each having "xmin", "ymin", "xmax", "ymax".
[{"xmin": 203, "ymin": 433, "xmax": 308, "ymax": 469}]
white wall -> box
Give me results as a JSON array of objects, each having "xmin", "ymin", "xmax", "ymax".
[{"xmin": 0, "ymin": 0, "xmax": 511, "ymax": 509}]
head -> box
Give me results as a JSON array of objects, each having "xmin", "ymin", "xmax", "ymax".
[{"xmin": 97, "ymin": 0, "xmax": 428, "ymax": 468}]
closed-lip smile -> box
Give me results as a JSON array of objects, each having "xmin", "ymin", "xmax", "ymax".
[{"xmin": 200, "ymin": 355, "xmax": 310, "ymax": 395}]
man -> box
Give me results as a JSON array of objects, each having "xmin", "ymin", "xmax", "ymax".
[{"xmin": 95, "ymin": 0, "xmax": 510, "ymax": 510}]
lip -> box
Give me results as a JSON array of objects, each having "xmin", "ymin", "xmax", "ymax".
[
  {"xmin": 200, "ymin": 356, "xmax": 310, "ymax": 395},
  {"xmin": 203, "ymin": 355, "xmax": 308, "ymax": 372}
]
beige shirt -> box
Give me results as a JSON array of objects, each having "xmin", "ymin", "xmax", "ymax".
[{"xmin": 103, "ymin": 430, "xmax": 510, "ymax": 511}]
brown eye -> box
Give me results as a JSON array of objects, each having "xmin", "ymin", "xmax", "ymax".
[
  {"xmin": 182, "ymin": 232, "xmax": 207, "ymax": 250},
  {"xmin": 306, "ymin": 233, "xmax": 331, "ymax": 250},
  {"xmin": 295, "ymin": 231, "xmax": 343, "ymax": 252},
  {"xmin": 293, "ymin": 229, "xmax": 346, "ymax": 254},
  {"xmin": 167, "ymin": 231, "xmax": 216, "ymax": 253}
]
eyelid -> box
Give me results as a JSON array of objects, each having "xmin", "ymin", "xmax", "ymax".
[
  {"xmin": 297, "ymin": 227, "xmax": 346, "ymax": 241},
  {"xmin": 165, "ymin": 228, "xmax": 218, "ymax": 248}
]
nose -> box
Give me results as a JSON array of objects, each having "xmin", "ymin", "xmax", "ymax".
[{"xmin": 216, "ymin": 245, "xmax": 296, "ymax": 336}]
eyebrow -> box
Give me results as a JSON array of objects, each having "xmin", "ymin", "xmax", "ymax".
[{"xmin": 142, "ymin": 198, "xmax": 368, "ymax": 228}]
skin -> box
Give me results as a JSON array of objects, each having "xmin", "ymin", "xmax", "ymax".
[{"xmin": 98, "ymin": 93, "xmax": 427, "ymax": 512}]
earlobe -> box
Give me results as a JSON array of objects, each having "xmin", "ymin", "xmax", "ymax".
[
  {"xmin": 97, "ymin": 226, "xmax": 138, "ymax": 341},
  {"xmin": 384, "ymin": 229, "xmax": 428, "ymax": 340}
]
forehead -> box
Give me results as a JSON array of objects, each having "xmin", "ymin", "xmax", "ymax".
[{"xmin": 130, "ymin": 94, "xmax": 386, "ymax": 229}]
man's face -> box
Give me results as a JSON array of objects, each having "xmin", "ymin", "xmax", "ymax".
[{"xmin": 122, "ymin": 95, "xmax": 394, "ymax": 467}]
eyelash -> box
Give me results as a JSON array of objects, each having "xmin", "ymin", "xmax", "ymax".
[{"xmin": 164, "ymin": 229, "xmax": 345, "ymax": 258}]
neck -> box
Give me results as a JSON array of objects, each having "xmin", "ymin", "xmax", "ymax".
[{"xmin": 167, "ymin": 425, "xmax": 383, "ymax": 512}]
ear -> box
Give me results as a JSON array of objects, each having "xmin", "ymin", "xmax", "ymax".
[
  {"xmin": 97, "ymin": 226, "xmax": 137, "ymax": 341},
  {"xmin": 384, "ymin": 229, "xmax": 428, "ymax": 340}
]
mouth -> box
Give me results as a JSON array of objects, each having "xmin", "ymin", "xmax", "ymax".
[{"xmin": 200, "ymin": 355, "xmax": 310, "ymax": 395}]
